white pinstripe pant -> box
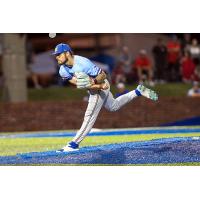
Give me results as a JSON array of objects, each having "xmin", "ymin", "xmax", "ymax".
[{"xmin": 72, "ymin": 80, "xmax": 138, "ymax": 144}]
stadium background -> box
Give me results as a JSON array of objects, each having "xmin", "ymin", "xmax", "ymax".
[{"xmin": 0, "ymin": 33, "xmax": 200, "ymax": 165}]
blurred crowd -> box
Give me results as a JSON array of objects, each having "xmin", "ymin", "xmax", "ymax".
[
  {"xmin": 112, "ymin": 34, "xmax": 200, "ymax": 87},
  {"xmin": 0, "ymin": 34, "xmax": 200, "ymax": 98}
]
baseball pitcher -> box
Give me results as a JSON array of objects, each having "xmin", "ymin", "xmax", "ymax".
[{"xmin": 53, "ymin": 43, "xmax": 158, "ymax": 152}]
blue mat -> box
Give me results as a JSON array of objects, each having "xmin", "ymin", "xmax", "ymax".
[
  {"xmin": 163, "ymin": 116, "xmax": 200, "ymax": 126},
  {"xmin": 1, "ymin": 137, "xmax": 200, "ymax": 165},
  {"xmin": 1, "ymin": 127, "xmax": 200, "ymax": 138}
]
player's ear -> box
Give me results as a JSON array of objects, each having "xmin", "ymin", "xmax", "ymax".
[{"xmin": 66, "ymin": 51, "xmax": 71, "ymax": 57}]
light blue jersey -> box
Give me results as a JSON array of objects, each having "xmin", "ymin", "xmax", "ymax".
[{"xmin": 59, "ymin": 55, "xmax": 102, "ymax": 80}]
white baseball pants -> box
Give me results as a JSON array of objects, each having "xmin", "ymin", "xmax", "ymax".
[{"xmin": 72, "ymin": 80, "xmax": 138, "ymax": 144}]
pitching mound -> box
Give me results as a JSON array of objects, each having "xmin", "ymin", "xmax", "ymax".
[{"xmin": 1, "ymin": 137, "xmax": 200, "ymax": 165}]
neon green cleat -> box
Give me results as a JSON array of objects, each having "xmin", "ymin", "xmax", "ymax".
[{"xmin": 136, "ymin": 85, "xmax": 158, "ymax": 101}]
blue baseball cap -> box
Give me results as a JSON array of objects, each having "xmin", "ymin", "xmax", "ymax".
[{"xmin": 52, "ymin": 43, "xmax": 72, "ymax": 55}]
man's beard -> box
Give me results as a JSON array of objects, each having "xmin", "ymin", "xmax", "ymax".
[{"xmin": 59, "ymin": 55, "xmax": 68, "ymax": 65}]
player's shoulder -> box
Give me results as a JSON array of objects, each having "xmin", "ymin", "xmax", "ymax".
[
  {"xmin": 59, "ymin": 65, "xmax": 66, "ymax": 73},
  {"xmin": 59, "ymin": 65, "xmax": 69, "ymax": 76},
  {"xmin": 74, "ymin": 55, "xmax": 94, "ymax": 65}
]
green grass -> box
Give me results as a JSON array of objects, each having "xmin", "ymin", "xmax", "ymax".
[
  {"xmin": 0, "ymin": 83, "xmax": 192, "ymax": 102},
  {"xmin": 148, "ymin": 83, "xmax": 192, "ymax": 97},
  {"xmin": 28, "ymin": 83, "xmax": 192, "ymax": 101},
  {"xmin": 28, "ymin": 86, "xmax": 86, "ymax": 101},
  {"xmin": 0, "ymin": 132, "xmax": 200, "ymax": 157}
]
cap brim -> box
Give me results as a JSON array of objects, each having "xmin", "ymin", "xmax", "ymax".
[{"xmin": 52, "ymin": 52, "xmax": 60, "ymax": 55}]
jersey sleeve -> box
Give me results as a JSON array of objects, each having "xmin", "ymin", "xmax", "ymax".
[
  {"xmin": 85, "ymin": 59, "xmax": 102, "ymax": 77},
  {"xmin": 59, "ymin": 66, "xmax": 73, "ymax": 80}
]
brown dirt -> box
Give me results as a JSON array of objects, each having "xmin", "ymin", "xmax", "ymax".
[{"xmin": 0, "ymin": 97, "xmax": 200, "ymax": 132}]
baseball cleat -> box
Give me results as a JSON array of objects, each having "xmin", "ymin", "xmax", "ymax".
[
  {"xmin": 136, "ymin": 85, "xmax": 158, "ymax": 101},
  {"xmin": 56, "ymin": 141, "xmax": 79, "ymax": 152}
]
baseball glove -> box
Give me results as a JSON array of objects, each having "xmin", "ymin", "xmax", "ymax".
[{"xmin": 75, "ymin": 72, "xmax": 92, "ymax": 89}]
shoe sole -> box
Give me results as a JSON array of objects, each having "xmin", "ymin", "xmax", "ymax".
[{"xmin": 56, "ymin": 149, "xmax": 79, "ymax": 153}]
